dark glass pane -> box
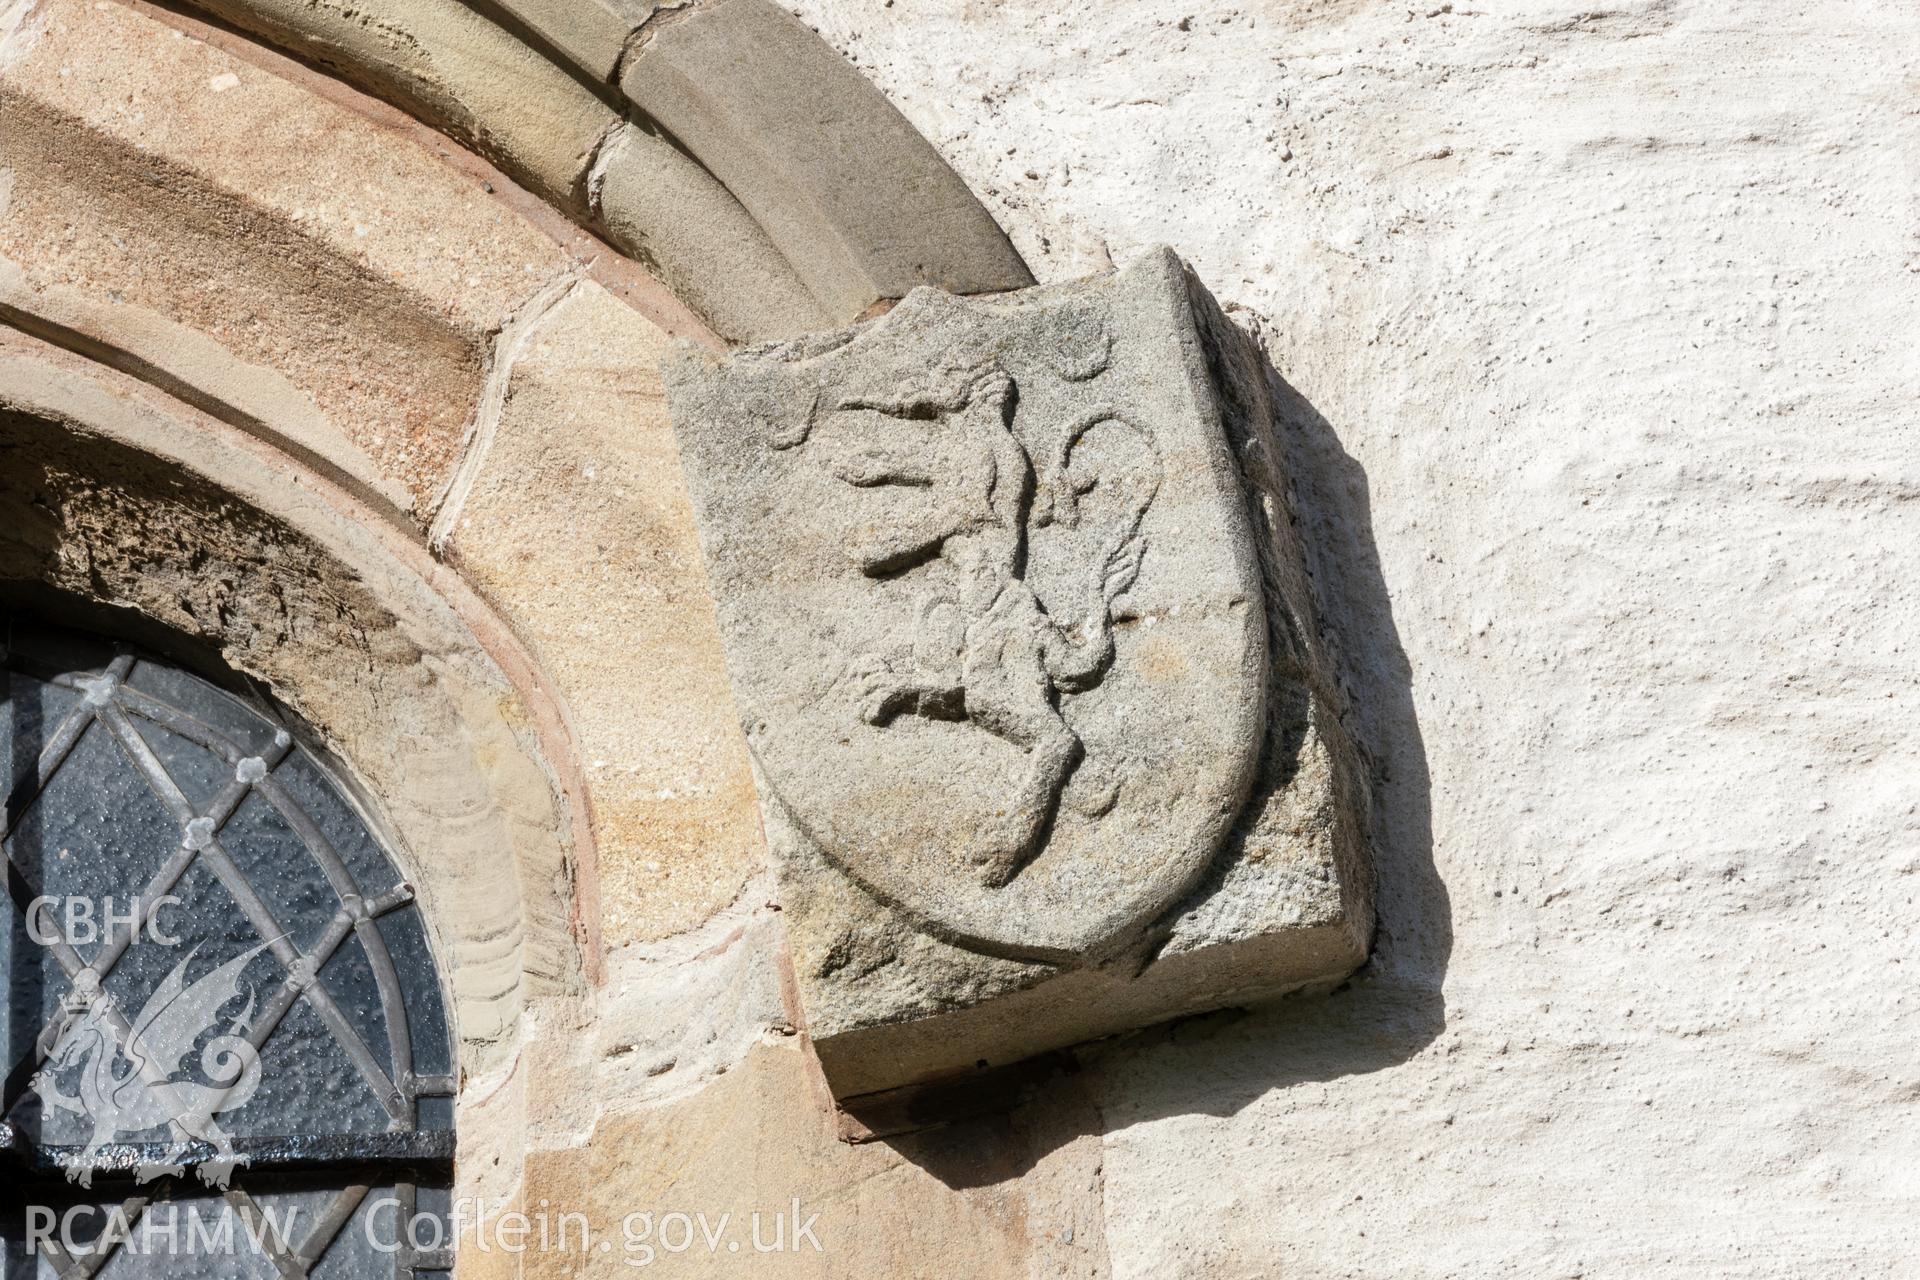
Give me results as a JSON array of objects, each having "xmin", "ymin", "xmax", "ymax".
[
  {"xmin": 121, "ymin": 660, "xmax": 284, "ymax": 761},
  {"xmin": 1, "ymin": 612, "xmax": 453, "ymax": 1216},
  {"xmin": 312, "ymin": 1187, "xmax": 415, "ymax": 1280},
  {"xmin": 415, "ymin": 1094, "xmax": 455, "ymax": 1133},
  {"xmin": 215, "ymin": 791, "xmax": 344, "ymax": 954},
  {"xmin": 1, "ymin": 904, "xmax": 67, "ymax": 1102},
  {"xmin": 122, "ymin": 715, "xmax": 233, "ymax": 817},
  {"xmin": 3, "ymin": 719, "xmax": 184, "ymax": 966},
  {"xmin": 317, "ymin": 933, "xmax": 393, "ymax": 1077},
  {"xmin": 373, "ymin": 909, "xmax": 452, "ymax": 1086},
  {"xmin": 236, "ymin": 981, "xmax": 391, "ymax": 1136},
  {"xmin": 1, "ymin": 668, "xmax": 80, "ymax": 813},
  {"xmin": 269, "ymin": 754, "xmax": 400, "ymax": 905}
]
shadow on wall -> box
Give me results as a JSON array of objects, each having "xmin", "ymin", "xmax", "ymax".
[{"xmin": 881, "ymin": 327, "xmax": 1449, "ymax": 1188}]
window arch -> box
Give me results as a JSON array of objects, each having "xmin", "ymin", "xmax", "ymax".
[{"xmin": 1, "ymin": 611, "xmax": 453, "ymax": 1277}]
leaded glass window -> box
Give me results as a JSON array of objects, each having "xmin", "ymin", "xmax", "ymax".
[{"xmin": 0, "ymin": 613, "xmax": 455, "ymax": 1278}]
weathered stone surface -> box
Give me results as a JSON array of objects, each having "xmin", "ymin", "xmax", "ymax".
[
  {"xmin": 592, "ymin": 122, "xmax": 830, "ymax": 343},
  {"xmin": 674, "ymin": 254, "xmax": 1268, "ymax": 959},
  {"xmin": 520, "ymin": 1040, "xmax": 1104, "ymax": 1277},
  {"xmin": 0, "ymin": 328, "xmax": 581, "ymax": 1062},
  {"xmin": 0, "ymin": 0, "xmax": 574, "ymax": 519},
  {"xmin": 665, "ymin": 249, "xmax": 1372, "ymax": 1096},
  {"xmin": 168, "ymin": 0, "xmax": 837, "ymax": 343},
  {"xmin": 495, "ymin": 0, "xmax": 658, "ymax": 82},
  {"xmin": 442, "ymin": 280, "xmax": 767, "ymax": 944},
  {"xmin": 620, "ymin": 0, "xmax": 1034, "ymax": 322},
  {"xmin": 188, "ymin": 0, "xmax": 616, "ymax": 217}
]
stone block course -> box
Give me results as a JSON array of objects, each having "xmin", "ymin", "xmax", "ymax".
[
  {"xmin": 439, "ymin": 280, "xmax": 769, "ymax": 944},
  {"xmin": 188, "ymin": 0, "xmax": 616, "ymax": 219},
  {"xmin": 619, "ymin": 0, "xmax": 1034, "ymax": 322},
  {"xmin": 0, "ymin": 0, "xmax": 574, "ymax": 519},
  {"xmin": 493, "ymin": 0, "xmax": 660, "ymax": 83},
  {"xmin": 592, "ymin": 122, "xmax": 831, "ymax": 342}
]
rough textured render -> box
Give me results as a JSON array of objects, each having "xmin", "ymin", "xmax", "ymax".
[
  {"xmin": 666, "ymin": 249, "xmax": 1371, "ymax": 1096},
  {"xmin": 786, "ymin": 0, "xmax": 1920, "ymax": 1273}
]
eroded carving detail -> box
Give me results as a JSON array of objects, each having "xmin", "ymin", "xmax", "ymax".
[
  {"xmin": 777, "ymin": 360, "xmax": 1162, "ymax": 886},
  {"xmin": 669, "ymin": 254, "xmax": 1271, "ymax": 962},
  {"xmin": 666, "ymin": 249, "xmax": 1374, "ymax": 1096}
]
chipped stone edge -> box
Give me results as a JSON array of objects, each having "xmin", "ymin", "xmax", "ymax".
[{"xmin": 429, "ymin": 271, "xmax": 585, "ymax": 550}]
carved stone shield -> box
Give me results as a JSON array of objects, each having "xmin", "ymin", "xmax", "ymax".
[{"xmin": 666, "ymin": 251, "xmax": 1269, "ymax": 961}]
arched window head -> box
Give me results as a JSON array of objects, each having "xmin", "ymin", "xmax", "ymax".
[{"xmin": 1, "ymin": 611, "xmax": 454, "ymax": 1278}]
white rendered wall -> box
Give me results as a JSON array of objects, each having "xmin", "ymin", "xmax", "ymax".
[{"xmin": 791, "ymin": 2, "xmax": 1920, "ymax": 1273}]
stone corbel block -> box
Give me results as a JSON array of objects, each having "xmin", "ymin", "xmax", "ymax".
[{"xmin": 664, "ymin": 249, "xmax": 1373, "ymax": 1100}]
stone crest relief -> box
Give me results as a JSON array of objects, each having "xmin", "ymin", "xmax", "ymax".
[
  {"xmin": 672, "ymin": 258, "xmax": 1267, "ymax": 963},
  {"xmin": 667, "ymin": 250, "xmax": 1372, "ymax": 1096}
]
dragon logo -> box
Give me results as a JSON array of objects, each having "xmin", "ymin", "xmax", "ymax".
[{"xmin": 30, "ymin": 943, "xmax": 269, "ymax": 1188}]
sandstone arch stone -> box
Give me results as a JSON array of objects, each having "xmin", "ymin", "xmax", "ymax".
[
  {"xmin": 171, "ymin": 0, "xmax": 1033, "ymax": 339},
  {"xmin": 0, "ymin": 331, "xmax": 589, "ymax": 1061}
]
